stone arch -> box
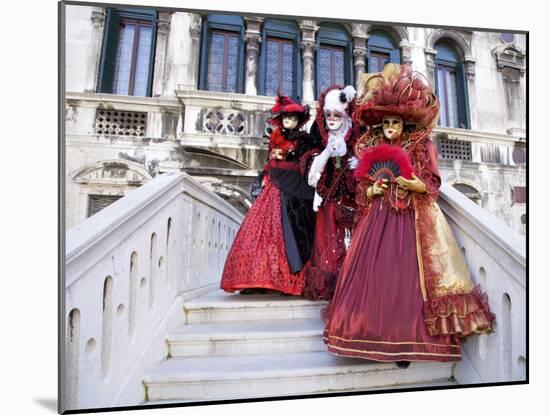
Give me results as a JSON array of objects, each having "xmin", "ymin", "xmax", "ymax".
[
  {"xmin": 426, "ymin": 29, "xmax": 472, "ymax": 59},
  {"xmin": 450, "ymin": 177, "xmax": 483, "ymax": 203},
  {"xmin": 207, "ymin": 181, "xmax": 253, "ymax": 214},
  {"xmin": 365, "ymin": 24, "xmax": 409, "ymax": 44}
]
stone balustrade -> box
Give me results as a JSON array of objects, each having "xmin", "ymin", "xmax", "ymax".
[
  {"xmin": 438, "ymin": 183, "xmax": 526, "ymax": 383},
  {"xmin": 63, "ymin": 172, "xmax": 243, "ymax": 411}
]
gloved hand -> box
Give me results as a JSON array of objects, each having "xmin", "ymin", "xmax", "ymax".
[
  {"xmin": 348, "ymin": 156, "xmax": 358, "ymax": 170},
  {"xmin": 308, "ymin": 147, "xmax": 332, "ymax": 187},
  {"xmin": 327, "ymin": 134, "xmax": 347, "ymax": 157},
  {"xmin": 396, "ymin": 174, "xmax": 426, "ymax": 193},
  {"xmin": 313, "ymin": 191, "xmax": 323, "ymax": 212},
  {"xmin": 366, "ymin": 179, "xmax": 388, "ymax": 198}
]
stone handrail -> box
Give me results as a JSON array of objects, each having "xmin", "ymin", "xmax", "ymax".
[
  {"xmin": 63, "ymin": 172, "xmax": 243, "ymax": 411},
  {"xmin": 438, "ymin": 183, "xmax": 526, "ymax": 383}
]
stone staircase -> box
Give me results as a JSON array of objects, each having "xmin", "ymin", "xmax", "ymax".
[{"xmin": 142, "ymin": 290, "xmax": 457, "ymax": 403}]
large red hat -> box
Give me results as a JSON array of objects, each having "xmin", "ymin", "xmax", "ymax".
[
  {"xmin": 268, "ymin": 95, "xmax": 310, "ymax": 129},
  {"xmin": 353, "ymin": 64, "xmax": 440, "ymax": 127}
]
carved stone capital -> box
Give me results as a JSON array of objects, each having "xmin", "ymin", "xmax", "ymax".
[
  {"xmin": 244, "ymin": 32, "xmax": 262, "ymax": 46},
  {"xmin": 90, "ymin": 8, "xmax": 106, "ymax": 28},
  {"xmin": 399, "ymin": 41, "xmax": 414, "ymax": 65},
  {"xmin": 189, "ymin": 14, "xmax": 203, "ymax": 41},
  {"xmin": 157, "ymin": 12, "xmax": 171, "ymax": 36},
  {"xmin": 463, "ymin": 56, "xmax": 476, "ymax": 80}
]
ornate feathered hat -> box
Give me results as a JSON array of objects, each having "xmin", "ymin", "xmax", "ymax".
[
  {"xmin": 353, "ymin": 64, "xmax": 439, "ymax": 127},
  {"xmin": 269, "ymin": 94, "xmax": 310, "ymax": 129}
]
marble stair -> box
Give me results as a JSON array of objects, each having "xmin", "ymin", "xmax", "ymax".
[{"xmin": 143, "ymin": 290, "xmax": 456, "ymax": 403}]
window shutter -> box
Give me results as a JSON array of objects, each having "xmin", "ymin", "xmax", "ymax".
[
  {"xmin": 456, "ymin": 63, "xmax": 470, "ymax": 129},
  {"xmin": 389, "ymin": 48, "xmax": 400, "ymax": 64},
  {"xmin": 98, "ymin": 9, "xmax": 121, "ymax": 93}
]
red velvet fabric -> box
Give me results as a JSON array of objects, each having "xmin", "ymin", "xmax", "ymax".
[
  {"xmin": 220, "ymin": 178, "xmax": 305, "ymax": 295},
  {"xmin": 303, "ymin": 201, "xmax": 347, "ymax": 301},
  {"xmin": 323, "ymin": 198, "xmax": 462, "ymax": 362}
]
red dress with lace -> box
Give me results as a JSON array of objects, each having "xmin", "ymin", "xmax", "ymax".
[{"xmin": 220, "ymin": 128, "xmax": 317, "ymax": 295}]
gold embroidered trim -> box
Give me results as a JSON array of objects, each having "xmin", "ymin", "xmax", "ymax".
[
  {"xmin": 323, "ymin": 334, "xmax": 461, "ymax": 349},
  {"xmin": 413, "ymin": 197, "xmax": 428, "ymax": 301},
  {"xmin": 327, "ymin": 343, "xmax": 462, "ymax": 358}
]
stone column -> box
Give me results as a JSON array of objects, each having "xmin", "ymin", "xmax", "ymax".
[
  {"xmin": 400, "ymin": 41, "xmax": 414, "ymax": 66},
  {"xmin": 151, "ymin": 12, "xmax": 171, "ymax": 97},
  {"xmin": 352, "ymin": 41, "xmax": 367, "ymax": 96},
  {"xmin": 424, "ymin": 47, "xmax": 437, "ymax": 87},
  {"xmin": 299, "ymin": 20, "xmax": 319, "ymax": 103},
  {"xmin": 187, "ymin": 13, "xmax": 203, "ymax": 91},
  {"xmin": 244, "ymin": 17, "xmax": 264, "ymax": 96},
  {"xmin": 86, "ymin": 7, "xmax": 106, "ymax": 92}
]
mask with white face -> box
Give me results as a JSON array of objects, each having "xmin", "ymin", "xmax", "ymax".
[
  {"xmin": 382, "ymin": 115, "xmax": 404, "ymax": 141},
  {"xmin": 282, "ymin": 114, "xmax": 299, "ymax": 130},
  {"xmin": 325, "ymin": 110, "xmax": 344, "ymax": 131}
]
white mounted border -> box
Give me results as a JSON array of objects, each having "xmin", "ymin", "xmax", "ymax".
[{"xmin": 63, "ymin": 172, "xmax": 243, "ymax": 412}]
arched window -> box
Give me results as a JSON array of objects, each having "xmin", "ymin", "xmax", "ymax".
[
  {"xmin": 98, "ymin": 8, "xmax": 158, "ymax": 97},
  {"xmin": 367, "ymin": 30, "xmax": 400, "ymax": 73},
  {"xmin": 316, "ymin": 23, "xmax": 353, "ymax": 98},
  {"xmin": 199, "ymin": 15, "xmax": 245, "ymax": 93},
  {"xmin": 258, "ymin": 20, "xmax": 301, "ymax": 99},
  {"xmin": 434, "ymin": 40, "xmax": 469, "ymax": 129}
]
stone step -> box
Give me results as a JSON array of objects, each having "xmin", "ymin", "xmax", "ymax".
[
  {"xmin": 143, "ymin": 351, "xmax": 455, "ymax": 402},
  {"xmin": 184, "ymin": 290, "xmax": 327, "ymax": 324},
  {"xmin": 167, "ymin": 319, "xmax": 325, "ymax": 357}
]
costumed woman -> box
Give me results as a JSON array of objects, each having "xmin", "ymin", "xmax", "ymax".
[
  {"xmin": 220, "ymin": 95, "xmax": 320, "ymax": 295},
  {"xmin": 323, "ymin": 64, "xmax": 495, "ymax": 365},
  {"xmin": 302, "ymin": 85, "xmax": 360, "ymax": 301}
]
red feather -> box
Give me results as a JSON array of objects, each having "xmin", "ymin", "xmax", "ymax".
[{"xmin": 355, "ymin": 144, "xmax": 415, "ymax": 181}]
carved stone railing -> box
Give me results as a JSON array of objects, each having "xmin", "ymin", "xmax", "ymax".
[
  {"xmin": 65, "ymin": 92, "xmax": 182, "ymax": 140},
  {"xmin": 63, "ymin": 172, "xmax": 243, "ymax": 411},
  {"xmin": 438, "ymin": 183, "xmax": 526, "ymax": 384}
]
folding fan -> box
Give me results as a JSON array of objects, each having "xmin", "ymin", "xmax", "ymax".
[{"xmin": 355, "ymin": 143, "xmax": 415, "ymax": 182}]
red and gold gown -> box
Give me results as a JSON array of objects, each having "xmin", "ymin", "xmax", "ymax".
[{"xmin": 323, "ymin": 130, "xmax": 495, "ymax": 362}]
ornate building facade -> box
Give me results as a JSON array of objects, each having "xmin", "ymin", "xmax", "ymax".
[{"xmin": 65, "ymin": 5, "xmax": 527, "ymax": 234}]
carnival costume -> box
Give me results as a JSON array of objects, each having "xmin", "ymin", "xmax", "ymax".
[
  {"xmin": 220, "ymin": 96, "xmax": 320, "ymax": 295},
  {"xmin": 303, "ymin": 85, "xmax": 360, "ymax": 301},
  {"xmin": 323, "ymin": 64, "xmax": 495, "ymax": 362}
]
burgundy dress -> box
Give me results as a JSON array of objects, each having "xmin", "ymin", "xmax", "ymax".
[
  {"xmin": 323, "ymin": 139, "xmax": 462, "ymax": 362},
  {"xmin": 303, "ymin": 127, "xmax": 358, "ymax": 301}
]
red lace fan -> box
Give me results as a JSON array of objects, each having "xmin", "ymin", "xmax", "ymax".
[{"xmin": 355, "ymin": 144, "xmax": 415, "ymax": 182}]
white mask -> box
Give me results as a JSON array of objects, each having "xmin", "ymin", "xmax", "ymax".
[
  {"xmin": 325, "ymin": 110, "xmax": 344, "ymax": 131},
  {"xmin": 282, "ymin": 114, "xmax": 299, "ymax": 130},
  {"xmin": 382, "ymin": 115, "xmax": 404, "ymax": 141}
]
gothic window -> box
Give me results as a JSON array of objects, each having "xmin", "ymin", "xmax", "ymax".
[
  {"xmin": 258, "ymin": 20, "xmax": 301, "ymax": 99},
  {"xmin": 199, "ymin": 15, "xmax": 245, "ymax": 93},
  {"xmin": 367, "ymin": 30, "xmax": 400, "ymax": 73},
  {"xmin": 98, "ymin": 8, "xmax": 157, "ymax": 97},
  {"xmin": 434, "ymin": 40, "xmax": 469, "ymax": 129},
  {"xmin": 316, "ymin": 23, "xmax": 352, "ymax": 98}
]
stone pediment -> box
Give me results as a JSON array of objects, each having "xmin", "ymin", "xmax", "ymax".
[
  {"xmin": 72, "ymin": 159, "xmax": 153, "ymax": 185},
  {"xmin": 493, "ymin": 43, "xmax": 526, "ymax": 75}
]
